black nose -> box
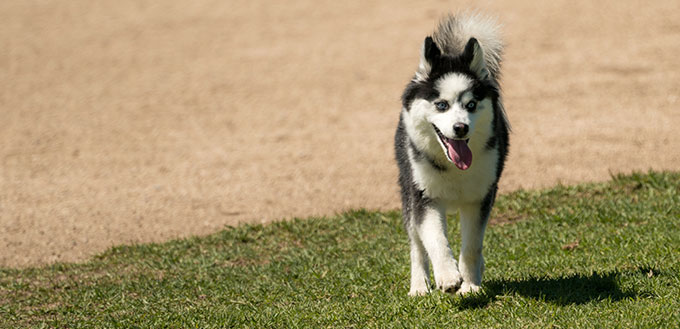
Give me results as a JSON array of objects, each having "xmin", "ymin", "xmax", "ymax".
[{"xmin": 453, "ymin": 123, "xmax": 469, "ymax": 137}]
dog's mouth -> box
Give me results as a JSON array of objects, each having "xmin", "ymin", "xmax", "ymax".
[{"xmin": 432, "ymin": 124, "xmax": 472, "ymax": 170}]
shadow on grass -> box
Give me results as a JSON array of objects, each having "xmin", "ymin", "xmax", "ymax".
[{"xmin": 458, "ymin": 270, "xmax": 644, "ymax": 309}]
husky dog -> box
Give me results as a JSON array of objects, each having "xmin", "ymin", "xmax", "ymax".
[{"xmin": 395, "ymin": 14, "xmax": 509, "ymax": 296}]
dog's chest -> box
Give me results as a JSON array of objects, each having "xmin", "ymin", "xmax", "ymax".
[{"xmin": 411, "ymin": 149, "xmax": 498, "ymax": 203}]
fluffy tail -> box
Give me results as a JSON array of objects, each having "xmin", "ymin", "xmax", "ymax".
[{"xmin": 431, "ymin": 13, "xmax": 503, "ymax": 80}]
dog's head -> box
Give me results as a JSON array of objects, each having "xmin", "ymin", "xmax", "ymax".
[{"xmin": 402, "ymin": 37, "xmax": 498, "ymax": 170}]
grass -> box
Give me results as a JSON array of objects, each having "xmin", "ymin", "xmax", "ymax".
[{"xmin": 1, "ymin": 171, "xmax": 680, "ymax": 328}]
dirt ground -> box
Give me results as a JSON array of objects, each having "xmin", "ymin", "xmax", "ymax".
[{"xmin": 1, "ymin": 0, "xmax": 679, "ymax": 267}]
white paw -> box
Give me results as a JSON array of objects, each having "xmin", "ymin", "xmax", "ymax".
[
  {"xmin": 436, "ymin": 270, "xmax": 463, "ymax": 293},
  {"xmin": 457, "ymin": 281, "xmax": 481, "ymax": 295},
  {"xmin": 408, "ymin": 286, "xmax": 430, "ymax": 296}
]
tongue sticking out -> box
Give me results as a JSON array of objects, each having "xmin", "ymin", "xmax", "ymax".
[{"xmin": 446, "ymin": 139, "xmax": 472, "ymax": 170}]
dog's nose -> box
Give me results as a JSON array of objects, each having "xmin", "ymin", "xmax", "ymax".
[{"xmin": 453, "ymin": 123, "xmax": 469, "ymax": 137}]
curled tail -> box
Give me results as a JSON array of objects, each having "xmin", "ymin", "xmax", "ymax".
[{"xmin": 418, "ymin": 13, "xmax": 504, "ymax": 82}]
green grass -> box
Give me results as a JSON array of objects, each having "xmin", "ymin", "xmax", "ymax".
[{"xmin": 2, "ymin": 171, "xmax": 680, "ymax": 328}]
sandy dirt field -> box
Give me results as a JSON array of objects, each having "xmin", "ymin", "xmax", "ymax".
[{"xmin": 1, "ymin": 0, "xmax": 679, "ymax": 267}]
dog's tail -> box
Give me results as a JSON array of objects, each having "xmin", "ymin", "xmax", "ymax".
[{"xmin": 431, "ymin": 13, "xmax": 503, "ymax": 81}]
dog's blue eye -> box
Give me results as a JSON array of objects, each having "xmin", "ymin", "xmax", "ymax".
[
  {"xmin": 466, "ymin": 100, "xmax": 477, "ymax": 110},
  {"xmin": 435, "ymin": 101, "xmax": 449, "ymax": 111}
]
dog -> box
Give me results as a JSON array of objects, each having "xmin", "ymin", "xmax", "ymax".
[{"xmin": 394, "ymin": 13, "xmax": 510, "ymax": 296}]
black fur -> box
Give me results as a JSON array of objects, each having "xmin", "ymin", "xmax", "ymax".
[
  {"xmin": 395, "ymin": 118, "xmax": 433, "ymax": 225},
  {"xmin": 424, "ymin": 36, "xmax": 441, "ymax": 63},
  {"xmin": 401, "ymin": 79, "xmax": 439, "ymax": 109},
  {"xmin": 484, "ymin": 135, "xmax": 497, "ymax": 150},
  {"xmin": 479, "ymin": 184, "xmax": 497, "ymax": 225},
  {"xmin": 490, "ymin": 101, "xmax": 510, "ymax": 180}
]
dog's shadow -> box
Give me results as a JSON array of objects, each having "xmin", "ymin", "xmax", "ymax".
[{"xmin": 457, "ymin": 269, "xmax": 649, "ymax": 309}]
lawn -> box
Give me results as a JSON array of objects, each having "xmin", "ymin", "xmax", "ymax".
[{"xmin": 1, "ymin": 171, "xmax": 679, "ymax": 328}]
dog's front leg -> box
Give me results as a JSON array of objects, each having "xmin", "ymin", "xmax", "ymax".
[
  {"xmin": 457, "ymin": 199, "xmax": 492, "ymax": 294},
  {"xmin": 416, "ymin": 202, "xmax": 462, "ymax": 293},
  {"xmin": 406, "ymin": 224, "xmax": 430, "ymax": 296}
]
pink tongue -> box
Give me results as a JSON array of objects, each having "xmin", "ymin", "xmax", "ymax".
[{"xmin": 446, "ymin": 139, "xmax": 472, "ymax": 170}]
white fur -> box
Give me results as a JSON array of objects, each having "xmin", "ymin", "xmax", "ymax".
[
  {"xmin": 431, "ymin": 73, "xmax": 478, "ymax": 138},
  {"xmin": 416, "ymin": 205, "xmax": 462, "ymax": 294},
  {"xmin": 457, "ymin": 202, "xmax": 487, "ymax": 294},
  {"xmin": 436, "ymin": 73, "xmax": 472, "ymax": 101},
  {"xmin": 407, "ymin": 227, "xmax": 431, "ymax": 296}
]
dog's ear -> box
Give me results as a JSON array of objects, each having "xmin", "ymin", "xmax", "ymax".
[
  {"xmin": 423, "ymin": 36, "xmax": 441, "ymax": 63},
  {"xmin": 462, "ymin": 38, "xmax": 490, "ymax": 80},
  {"xmin": 415, "ymin": 36, "xmax": 441, "ymax": 81}
]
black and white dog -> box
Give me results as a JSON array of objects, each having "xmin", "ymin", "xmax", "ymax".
[{"xmin": 394, "ymin": 14, "xmax": 510, "ymax": 296}]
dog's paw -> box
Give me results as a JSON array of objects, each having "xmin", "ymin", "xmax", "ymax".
[
  {"xmin": 408, "ymin": 286, "xmax": 430, "ymax": 297},
  {"xmin": 436, "ymin": 270, "xmax": 463, "ymax": 294},
  {"xmin": 408, "ymin": 276, "xmax": 431, "ymax": 296},
  {"xmin": 457, "ymin": 281, "xmax": 481, "ymax": 295}
]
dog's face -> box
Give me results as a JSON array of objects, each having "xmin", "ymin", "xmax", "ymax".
[{"xmin": 402, "ymin": 37, "xmax": 498, "ymax": 170}]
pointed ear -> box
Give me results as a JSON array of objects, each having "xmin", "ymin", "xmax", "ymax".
[
  {"xmin": 415, "ymin": 36, "xmax": 441, "ymax": 81},
  {"xmin": 462, "ymin": 38, "xmax": 490, "ymax": 80}
]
